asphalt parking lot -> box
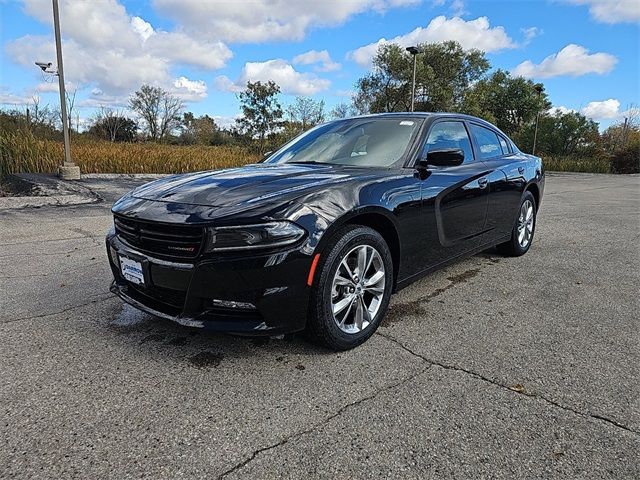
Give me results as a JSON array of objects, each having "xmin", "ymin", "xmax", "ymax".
[{"xmin": 1, "ymin": 172, "xmax": 638, "ymax": 479}]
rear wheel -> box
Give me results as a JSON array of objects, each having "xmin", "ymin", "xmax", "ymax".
[
  {"xmin": 306, "ymin": 225, "xmax": 393, "ymax": 350},
  {"xmin": 497, "ymin": 191, "xmax": 537, "ymax": 257}
]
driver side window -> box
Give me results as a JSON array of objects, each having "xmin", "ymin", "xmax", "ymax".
[{"xmin": 423, "ymin": 121, "xmax": 475, "ymax": 163}]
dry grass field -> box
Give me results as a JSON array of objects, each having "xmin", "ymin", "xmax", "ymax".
[{"xmin": 0, "ymin": 131, "xmax": 259, "ymax": 176}]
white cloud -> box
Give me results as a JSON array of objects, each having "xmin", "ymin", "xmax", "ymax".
[
  {"xmin": 348, "ymin": 16, "xmax": 516, "ymax": 67},
  {"xmin": 131, "ymin": 16, "xmax": 154, "ymax": 41},
  {"xmin": 145, "ymin": 32, "xmax": 232, "ymax": 70},
  {"xmin": 0, "ymin": 90, "xmax": 34, "ymax": 106},
  {"xmin": 521, "ymin": 26, "xmax": 542, "ymax": 43},
  {"xmin": 513, "ymin": 44, "xmax": 617, "ymax": 79},
  {"xmin": 152, "ymin": 0, "xmax": 421, "ymax": 43},
  {"xmin": 581, "ymin": 99, "xmax": 622, "ymax": 120},
  {"xmin": 215, "ymin": 59, "xmax": 331, "ymax": 96},
  {"xmin": 548, "ymin": 105, "xmax": 576, "ymax": 116},
  {"xmin": 8, "ymin": 0, "xmax": 230, "ymax": 100},
  {"xmin": 172, "ymin": 77, "xmax": 208, "ymax": 102},
  {"xmin": 565, "ymin": 0, "xmax": 640, "ymax": 24},
  {"xmin": 35, "ymin": 82, "xmax": 60, "ymax": 93},
  {"xmin": 293, "ymin": 50, "xmax": 341, "ymax": 72}
]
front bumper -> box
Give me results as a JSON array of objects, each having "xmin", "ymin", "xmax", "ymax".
[{"xmin": 106, "ymin": 232, "xmax": 312, "ymax": 335}]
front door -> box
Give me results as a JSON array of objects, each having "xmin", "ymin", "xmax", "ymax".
[{"xmin": 419, "ymin": 120, "xmax": 489, "ymax": 269}]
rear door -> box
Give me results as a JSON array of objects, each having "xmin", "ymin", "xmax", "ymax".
[{"xmin": 418, "ymin": 120, "xmax": 490, "ymax": 269}]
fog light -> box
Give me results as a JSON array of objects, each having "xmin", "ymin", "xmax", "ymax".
[{"xmin": 210, "ymin": 299, "xmax": 256, "ymax": 310}]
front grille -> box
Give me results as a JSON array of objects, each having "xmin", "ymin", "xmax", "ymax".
[{"xmin": 114, "ymin": 215, "xmax": 204, "ymax": 260}]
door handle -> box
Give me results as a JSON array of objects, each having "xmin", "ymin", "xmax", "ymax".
[
  {"xmin": 478, "ymin": 178, "xmax": 488, "ymax": 189},
  {"xmin": 518, "ymin": 167, "xmax": 525, "ymax": 174}
]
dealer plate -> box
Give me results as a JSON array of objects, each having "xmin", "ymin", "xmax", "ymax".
[{"xmin": 120, "ymin": 256, "xmax": 145, "ymax": 285}]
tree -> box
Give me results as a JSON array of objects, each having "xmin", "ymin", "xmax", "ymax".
[
  {"xmin": 353, "ymin": 41, "xmax": 489, "ymax": 114},
  {"xmin": 180, "ymin": 112, "xmax": 216, "ymax": 145},
  {"xmin": 89, "ymin": 107, "xmax": 137, "ymax": 142},
  {"xmin": 235, "ymin": 80, "xmax": 284, "ymax": 153},
  {"xmin": 462, "ymin": 69, "xmax": 550, "ymax": 137},
  {"xmin": 601, "ymin": 105, "xmax": 640, "ymax": 151},
  {"xmin": 330, "ymin": 102, "xmax": 355, "ymax": 119},
  {"xmin": 287, "ymin": 97, "xmax": 325, "ymax": 131},
  {"xmin": 89, "ymin": 108, "xmax": 137, "ymax": 142},
  {"xmin": 518, "ymin": 111, "xmax": 600, "ymax": 156},
  {"xmin": 129, "ymin": 85, "xmax": 184, "ymax": 141}
]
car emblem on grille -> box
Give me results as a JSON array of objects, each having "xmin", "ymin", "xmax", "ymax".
[{"xmin": 167, "ymin": 246, "xmax": 196, "ymax": 252}]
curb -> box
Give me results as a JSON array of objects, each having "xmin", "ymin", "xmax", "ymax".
[{"xmin": 0, "ymin": 173, "xmax": 103, "ymax": 210}]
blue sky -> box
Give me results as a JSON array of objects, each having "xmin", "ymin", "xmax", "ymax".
[{"xmin": 1, "ymin": 0, "xmax": 638, "ymax": 129}]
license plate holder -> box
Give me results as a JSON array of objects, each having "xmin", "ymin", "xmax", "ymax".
[{"xmin": 120, "ymin": 256, "xmax": 145, "ymax": 285}]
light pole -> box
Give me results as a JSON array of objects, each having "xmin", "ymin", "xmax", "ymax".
[
  {"xmin": 52, "ymin": 0, "xmax": 80, "ymax": 180},
  {"xmin": 406, "ymin": 46, "xmax": 421, "ymax": 112},
  {"xmin": 531, "ymin": 84, "xmax": 544, "ymax": 156}
]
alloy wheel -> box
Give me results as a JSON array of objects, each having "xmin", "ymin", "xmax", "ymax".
[
  {"xmin": 517, "ymin": 199, "xmax": 535, "ymax": 248},
  {"xmin": 331, "ymin": 244, "xmax": 385, "ymax": 334}
]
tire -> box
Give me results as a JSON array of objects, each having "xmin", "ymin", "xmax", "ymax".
[
  {"xmin": 497, "ymin": 191, "xmax": 537, "ymax": 257},
  {"xmin": 306, "ymin": 225, "xmax": 394, "ymax": 350}
]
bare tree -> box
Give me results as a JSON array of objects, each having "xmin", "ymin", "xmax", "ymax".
[
  {"xmin": 25, "ymin": 96, "xmax": 57, "ymax": 134},
  {"xmin": 287, "ymin": 96, "xmax": 325, "ymax": 130},
  {"xmin": 129, "ymin": 85, "xmax": 184, "ymax": 141},
  {"xmin": 329, "ymin": 102, "xmax": 355, "ymax": 119},
  {"xmin": 53, "ymin": 87, "xmax": 78, "ymax": 132}
]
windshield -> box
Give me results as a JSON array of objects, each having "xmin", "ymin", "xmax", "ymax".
[{"xmin": 264, "ymin": 117, "xmax": 423, "ymax": 167}]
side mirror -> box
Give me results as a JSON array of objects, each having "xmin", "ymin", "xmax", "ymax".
[{"xmin": 419, "ymin": 148, "xmax": 465, "ymax": 168}]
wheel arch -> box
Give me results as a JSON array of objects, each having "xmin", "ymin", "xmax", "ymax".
[
  {"xmin": 314, "ymin": 207, "xmax": 401, "ymax": 290},
  {"xmin": 525, "ymin": 182, "xmax": 540, "ymax": 209}
]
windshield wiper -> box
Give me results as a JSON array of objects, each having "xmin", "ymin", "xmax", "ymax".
[{"xmin": 287, "ymin": 161, "xmax": 334, "ymax": 166}]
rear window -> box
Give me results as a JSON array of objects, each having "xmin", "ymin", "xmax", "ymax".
[
  {"xmin": 469, "ymin": 124, "xmax": 503, "ymax": 160},
  {"xmin": 498, "ymin": 136, "xmax": 510, "ymax": 154}
]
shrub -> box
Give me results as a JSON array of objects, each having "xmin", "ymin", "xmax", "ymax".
[
  {"xmin": 542, "ymin": 155, "xmax": 611, "ymax": 174},
  {"xmin": 610, "ymin": 140, "xmax": 640, "ymax": 174}
]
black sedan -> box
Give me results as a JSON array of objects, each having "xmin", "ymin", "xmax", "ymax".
[{"xmin": 107, "ymin": 113, "xmax": 544, "ymax": 350}]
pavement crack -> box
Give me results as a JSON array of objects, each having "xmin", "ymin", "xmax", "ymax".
[
  {"xmin": 217, "ymin": 365, "xmax": 430, "ymax": 479},
  {"xmin": 1, "ymin": 293, "xmax": 114, "ymax": 324},
  {"xmin": 376, "ymin": 331, "xmax": 639, "ymax": 437}
]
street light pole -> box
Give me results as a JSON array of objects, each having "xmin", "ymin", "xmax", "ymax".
[
  {"xmin": 52, "ymin": 0, "xmax": 80, "ymax": 180},
  {"xmin": 532, "ymin": 84, "xmax": 544, "ymax": 156},
  {"xmin": 406, "ymin": 46, "xmax": 420, "ymax": 112}
]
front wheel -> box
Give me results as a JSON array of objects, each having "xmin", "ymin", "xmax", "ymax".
[
  {"xmin": 306, "ymin": 225, "xmax": 393, "ymax": 350},
  {"xmin": 497, "ymin": 191, "xmax": 537, "ymax": 257}
]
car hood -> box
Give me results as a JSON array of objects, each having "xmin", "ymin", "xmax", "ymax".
[{"xmin": 129, "ymin": 163, "xmax": 360, "ymax": 207}]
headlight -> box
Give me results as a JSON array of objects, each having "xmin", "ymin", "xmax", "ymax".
[{"xmin": 205, "ymin": 221, "xmax": 306, "ymax": 252}]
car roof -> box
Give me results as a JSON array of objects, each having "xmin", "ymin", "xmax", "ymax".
[
  {"xmin": 350, "ymin": 111, "xmax": 494, "ymax": 126},
  {"xmin": 346, "ymin": 112, "xmax": 515, "ymax": 145}
]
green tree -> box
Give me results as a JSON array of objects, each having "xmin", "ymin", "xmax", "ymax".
[
  {"xmin": 129, "ymin": 85, "xmax": 184, "ymax": 141},
  {"xmin": 462, "ymin": 69, "xmax": 550, "ymax": 137},
  {"xmin": 235, "ymin": 80, "xmax": 284, "ymax": 153},
  {"xmin": 89, "ymin": 108, "xmax": 137, "ymax": 142},
  {"xmin": 353, "ymin": 41, "xmax": 489, "ymax": 114},
  {"xmin": 519, "ymin": 111, "xmax": 600, "ymax": 156},
  {"xmin": 180, "ymin": 112, "xmax": 220, "ymax": 145}
]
